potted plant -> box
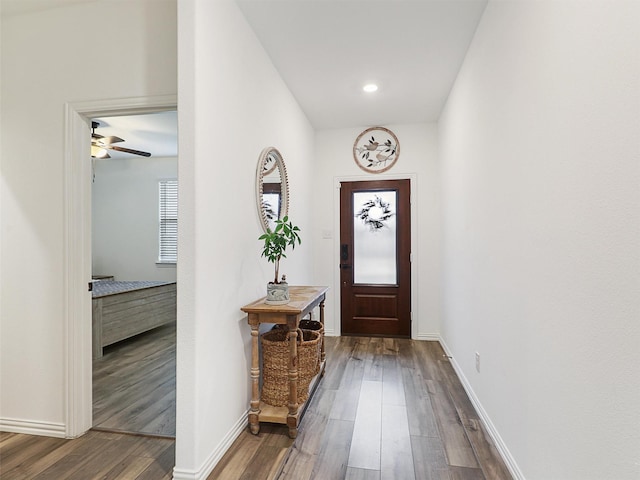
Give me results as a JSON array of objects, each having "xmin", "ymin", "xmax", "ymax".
[{"xmin": 259, "ymin": 216, "xmax": 301, "ymax": 305}]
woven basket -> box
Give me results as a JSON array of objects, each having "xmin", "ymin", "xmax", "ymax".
[
  {"xmin": 299, "ymin": 319, "xmax": 323, "ymax": 375},
  {"xmin": 299, "ymin": 318, "xmax": 324, "ymax": 335},
  {"xmin": 261, "ymin": 328, "xmax": 321, "ymax": 407}
]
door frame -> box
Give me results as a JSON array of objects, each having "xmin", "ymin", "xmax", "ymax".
[
  {"xmin": 332, "ymin": 173, "xmax": 418, "ymax": 339},
  {"xmin": 63, "ymin": 95, "xmax": 177, "ymax": 438}
]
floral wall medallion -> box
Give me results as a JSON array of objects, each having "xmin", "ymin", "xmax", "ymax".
[{"xmin": 353, "ymin": 126, "xmax": 400, "ymax": 174}]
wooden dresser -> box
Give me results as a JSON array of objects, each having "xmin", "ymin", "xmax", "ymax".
[{"xmin": 241, "ymin": 286, "xmax": 328, "ymax": 438}]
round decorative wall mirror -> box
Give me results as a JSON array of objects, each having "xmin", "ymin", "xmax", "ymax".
[{"xmin": 256, "ymin": 147, "xmax": 289, "ymax": 233}]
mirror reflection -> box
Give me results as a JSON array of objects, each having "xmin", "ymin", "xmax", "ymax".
[{"xmin": 256, "ymin": 147, "xmax": 289, "ymax": 233}]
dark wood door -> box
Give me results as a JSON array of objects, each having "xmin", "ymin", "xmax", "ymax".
[{"xmin": 340, "ymin": 179, "xmax": 411, "ymax": 337}]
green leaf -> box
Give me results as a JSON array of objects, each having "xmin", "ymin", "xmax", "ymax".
[{"xmin": 258, "ymin": 216, "xmax": 302, "ymax": 277}]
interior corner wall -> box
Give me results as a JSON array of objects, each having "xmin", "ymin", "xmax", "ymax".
[
  {"xmin": 0, "ymin": 0, "xmax": 177, "ymax": 433},
  {"xmin": 92, "ymin": 156, "xmax": 178, "ymax": 282},
  {"xmin": 438, "ymin": 1, "xmax": 640, "ymax": 479},
  {"xmin": 313, "ymin": 124, "xmax": 441, "ymax": 338},
  {"xmin": 176, "ymin": 0, "xmax": 315, "ymax": 477}
]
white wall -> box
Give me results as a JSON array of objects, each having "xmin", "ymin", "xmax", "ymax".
[
  {"xmin": 92, "ymin": 156, "xmax": 178, "ymax": 282},
  {"xmin": 313, "ymin": 124, "xmax": 441, "ymax": 338},
  {"xmin": 176, "ymin": 0, "xmax": 315, "ymax": 477},
  {"xmin": 0, "ymin": 0, "xmax": 176, "ymax": 434},
  {"xmin": 438, "ymin": 1, "xmax": 640, "ymax": 479}
]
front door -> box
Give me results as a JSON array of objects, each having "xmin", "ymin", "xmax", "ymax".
[{"xmin": 340, "ymin": 179, "xmax": 411, "ymax": 337}]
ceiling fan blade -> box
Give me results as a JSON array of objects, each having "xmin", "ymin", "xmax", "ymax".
[
  {"xmin": 98, "ymin": 135, "xmax": 125, "ymax": 145},
  {"xmin": 107, "ymin": 145, "xmax": 152, "ymax": 157}
]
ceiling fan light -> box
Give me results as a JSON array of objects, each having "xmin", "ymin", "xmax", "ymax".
[{"xmin": 91, "ymin": 145, "xmax": 109, "ymax": 159}]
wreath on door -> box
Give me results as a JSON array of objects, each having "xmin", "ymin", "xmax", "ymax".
[{"xmin": 355, "ymin": 195, "xmax": 394, "ymax": 231}]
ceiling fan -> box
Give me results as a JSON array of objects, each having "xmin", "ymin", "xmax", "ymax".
[{"xmin": 91, "ymin": 121, "xmax": 151, "ymax": 158}]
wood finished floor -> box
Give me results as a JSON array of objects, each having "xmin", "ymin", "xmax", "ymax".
[
  {"xmin": 209, "ymin": 336, "xmax": 512, "ymax": 480},
  {"xmin": 0, "ymin": 430, "xmax": 174, "ymax": 479},
  {"xmin": 1, "ymin": 335, "xmax": 511, "ymax": 479},
  {"xmin": 93, "ymin": 323, "xmax": 176, "ymax": 437}
]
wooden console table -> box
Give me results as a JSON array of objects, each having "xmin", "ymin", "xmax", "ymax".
[{"xmin": 241, "ymin": 285, "xmax": 328, "ymax": 438}]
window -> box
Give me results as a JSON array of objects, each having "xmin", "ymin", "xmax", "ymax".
[{"xmin": 158, "ymin": 179, "xmax": 178, "ymax": 264}]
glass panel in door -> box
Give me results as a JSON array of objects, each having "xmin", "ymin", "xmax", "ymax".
[{"xmin": 352, "ymin": 190, "xmax": 397, "ymax": 285}]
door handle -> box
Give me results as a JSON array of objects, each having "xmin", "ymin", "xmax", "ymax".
[
  {"xmin": 341, "ymin": 244, "xmax": 349, "ymax": 261},
  {"xmin": 339, "ymin": 264, "xmax": 352, "ymax": 269}
]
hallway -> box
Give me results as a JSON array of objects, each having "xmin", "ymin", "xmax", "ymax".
[
  {"xmin": 0, "ymin": 335, "xmax": 511, "ymax": 479},
  {"xmin": 210, "ymin": 336, "xmax": 512, "ymax": 479}
]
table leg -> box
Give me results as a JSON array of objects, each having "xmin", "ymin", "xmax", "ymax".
[
  {"xmin": 287, "ymin": 318, "xmax": 299, "ymax": 438},
  {"xmin": 249, "ymin": 318, "xmax": 260, "ymax": 434},
  {"xmin": 319, "ymin": 300, "xmax": 326, "ymax": 364}
]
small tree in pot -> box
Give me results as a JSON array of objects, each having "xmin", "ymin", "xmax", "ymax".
[{"xmin": 259, "ymin": 216, "xmax": 301, "ymax": 305}]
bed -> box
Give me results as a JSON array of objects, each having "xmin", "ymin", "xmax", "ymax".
[{"xmin": 92, "ymin": 280, "xmax": 177, "ymax": 359}]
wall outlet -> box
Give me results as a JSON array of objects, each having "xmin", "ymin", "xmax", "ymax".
[{"xmin": 475, "ymin": 352, "xmax": 480, "ymax": 372}]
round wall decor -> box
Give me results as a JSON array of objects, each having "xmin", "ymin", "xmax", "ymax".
[{"xmin": 352, "ymin": 126, "xmax": 400, "ymax": 173}]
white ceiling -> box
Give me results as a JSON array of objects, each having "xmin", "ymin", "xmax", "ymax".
[
  {"xmin": 236, "ymin": 0, "xmax": 488, "ymax": 129},
  {"xmin": 2, "ymin": 0, "xmax": 487, "ymax": 153}
]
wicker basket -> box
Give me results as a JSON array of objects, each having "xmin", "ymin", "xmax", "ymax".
[
  {"xmin": 261, "ymin": 327, "xmax": 321, "ymax": 407},
  {"xmin": 299, "ymin": 318, "xmax": 324, "ymax": 335},
  {"xmin": 299, "ymin": 318, "xmax": 323, "ymax": 375}
]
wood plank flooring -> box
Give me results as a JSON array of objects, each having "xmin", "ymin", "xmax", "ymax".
[
  {"xmin": 208, "ymin": 336, "xmax": 512, "ymax": 480},
  {"xmin": 1, "ymin": 335, "xmax": 511, "ymax": 479},
  {"xmin": 93, "ymin": 323, "xmax": 176, "ymax": 437},
  {"xmin": 0, "ymin": 430, "xmax": 174, "ymax": 479}
]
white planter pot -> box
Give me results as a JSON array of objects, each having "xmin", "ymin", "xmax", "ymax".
[{"xmin": 265, "ymin": 281, "xmax": 290, "ymax": 305}]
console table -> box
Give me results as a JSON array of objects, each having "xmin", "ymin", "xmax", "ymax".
[{"xmin": 241, "ymin": 285, "xmax": 328, "ymax": 438}]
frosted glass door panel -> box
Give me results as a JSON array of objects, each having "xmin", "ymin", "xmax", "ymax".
[{"xmin": 353, "ymin": 191, "xmax": 397, "ymax": 285}]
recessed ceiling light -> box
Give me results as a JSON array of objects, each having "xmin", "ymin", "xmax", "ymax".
[{"xmin": 363, "ymin": 84, "xmax": 378, "ymax": 93}]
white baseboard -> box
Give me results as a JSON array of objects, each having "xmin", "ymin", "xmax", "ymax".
[
  {"xmin": 438, "ymin": 337, "xmax": 525, "ymax": 480},
  {"xmin": 172, "ymin": 410, "xmax": 249, "ymax": 480},
  {"xmin": 416, "ymin": 332, "xmax": 440, "ymax": 341},
  {"xmin": 0, "ymin": 417, "xmax": 66, "ymax": 438}
]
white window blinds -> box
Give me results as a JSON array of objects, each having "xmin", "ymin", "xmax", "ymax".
[{"xmin": 159, "ymin": 180, "xmax": 178, "ymax": 263}]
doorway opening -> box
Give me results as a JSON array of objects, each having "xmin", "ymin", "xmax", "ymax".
[
  {"xmin": 90, "ymin": 111, "xmax": 178, "ymax": 437},
  {"xmin": 63, "ymin": 95, "xmax": 177, "ymax": 439},
  {"xmin": 340, "ymin": 179, "xmax": 411, "ymax": 337}
]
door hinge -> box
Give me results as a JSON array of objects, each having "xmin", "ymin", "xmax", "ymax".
[
  {"xmin": 410, "ymin": 253, "xmax": 413, "ymax": 263},
  {"xmin": 88, "ymin": 281, "xmax": 93, "ymax": 292}
]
